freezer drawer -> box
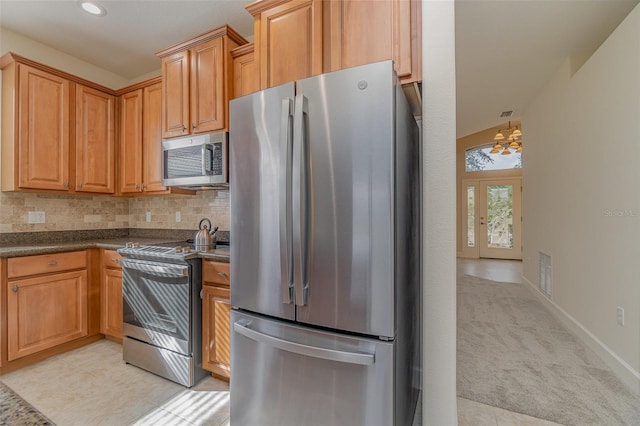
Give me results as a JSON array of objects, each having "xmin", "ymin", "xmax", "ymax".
[{"xmin": 230, "ymin": 310, "xmax": 394, "ymax": 426}]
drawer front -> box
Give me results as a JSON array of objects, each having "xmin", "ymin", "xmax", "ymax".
[
  {"xmin": 102, "ymin": 249, "xmax": 123, "ymax": 269},
  {"xmin": 203, "ymin": 260, "xmax": 230, "ymax": 286},
  {"xmin": 8, "ymin": 251, "xmax": 87, "ymax": 279}
]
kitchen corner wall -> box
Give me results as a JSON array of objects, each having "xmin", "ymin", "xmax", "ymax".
[{"xmin": 0, "ymin": 190, "xmax": 229, "ymax": 234}]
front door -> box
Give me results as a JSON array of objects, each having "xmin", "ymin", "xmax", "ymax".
[
  {"xmin": 462, "ymin": 178, "xmax": 522, "ymax": 260},
  {"xmin": 478, "ymin": 179, "xmax": 522, "ymax": 259}
]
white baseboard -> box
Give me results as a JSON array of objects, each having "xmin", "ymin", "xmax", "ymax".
[{"xmin": 522, "ymin": 276, "xmax": 640, "ymax": 395}]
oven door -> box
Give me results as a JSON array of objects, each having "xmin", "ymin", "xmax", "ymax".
[{"xmin": 121, "ymin": 258, "xmax": 192, "ymax": 354}]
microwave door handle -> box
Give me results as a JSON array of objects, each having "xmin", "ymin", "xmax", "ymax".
[
  {"xmin": 280, "ymin": 98, "xmax": 294, "ymax": 304},
  {"xmin": 292, "ymin": 94, "xmax": 309, "ymax": 307}
]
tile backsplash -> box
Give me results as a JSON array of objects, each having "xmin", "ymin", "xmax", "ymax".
[
  {"xmin": 0, "ymin": 190, "xmax": 229, "ymax": 233},
  {"xmin": 129, "ymin": 190, "xmax": 229, "ymax": 231}
]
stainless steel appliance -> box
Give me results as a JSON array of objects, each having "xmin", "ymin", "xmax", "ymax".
[
  {"xmin": 229, "ymin": 61, "xmax": 421, "ymax": 426},
  {"xmin": 118, "ymin": 242, "xmax": 209, "ymax": 387},
  {"xmin": 162, "ymin": 131, "xmax": 228, "ymax": 189}
]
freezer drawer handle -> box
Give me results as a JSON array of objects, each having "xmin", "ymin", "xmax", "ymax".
[{"xmin": 234, "ymin": 322, "xmax": 374, "ymax": 366}]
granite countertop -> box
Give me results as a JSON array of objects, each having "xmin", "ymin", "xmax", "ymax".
[{"xmin": 0, "ymin": 229, "xmax": 230, "ymax": 261}]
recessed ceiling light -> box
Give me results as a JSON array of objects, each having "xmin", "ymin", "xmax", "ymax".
[{"xmin": 78, "ymin": 1, "xmax": 107, "ymax": 17}]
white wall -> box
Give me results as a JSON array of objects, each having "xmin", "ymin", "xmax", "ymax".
[
  {"xmin": 0, "ymin": 27, "xmax": 159, "ymax": 88},
  {"xmin": 422, "ymin": 0, "xmax": 458, "ymax": 424},
  {"xmin": 0, "ymin": 27, "xmax": 130, "ymax": 88},
  {"xmin": 522, "ymin": 4, "xmax": 640, "ymax": 391}
]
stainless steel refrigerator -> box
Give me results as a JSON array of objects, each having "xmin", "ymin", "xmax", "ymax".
[{"xmin": 229, "ymin": 60, "xmax": 421, "ymax": 426}]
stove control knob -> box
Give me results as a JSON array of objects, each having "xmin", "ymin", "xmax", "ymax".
[
  {"xmin": 175, "ymin": 245, "xmax": 183, "ymax": 253},
  {"xmin": 183, "ymin": 246, "xmax": 191, "ymax": 253},
  {"xmin": 125, "ymin": 242, "xmax": 133, "ymax": 248}
]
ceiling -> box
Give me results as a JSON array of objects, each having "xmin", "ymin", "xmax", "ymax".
[{"xmin": 1, "ymin": 0, "xmax": 638, "ymax": 138}]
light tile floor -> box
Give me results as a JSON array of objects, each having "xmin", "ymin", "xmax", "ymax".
[
  {"xmin": 0, "ymin": 340, "xmax": 229, "ymax": 425},
  {"xmin": 0, "ymin": 258, "xmax": 562, "ymax": 426}
]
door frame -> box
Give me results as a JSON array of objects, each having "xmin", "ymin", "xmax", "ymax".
[{"xmin": 461, "ymin": 177, "xmax": 522, "ymax": 259}]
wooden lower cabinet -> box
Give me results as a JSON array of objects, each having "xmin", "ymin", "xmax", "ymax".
[
  {"xmin": 101, "ymin": 268, "xmax": 123, "ymax": 339},
  {"xmin": 202, "ymin": 284, "xmax": 231, "ymax": 380},
  {"xmin": 101, "ymin": 249, "xmax": 123, "ymax": 339},
  {"xmin": 202, "ymin": 259, "xmax": 231, "ymax": 380},
  {"xmin": 7, "ymin": 270, "xmax": 88, "ymax": 361}
]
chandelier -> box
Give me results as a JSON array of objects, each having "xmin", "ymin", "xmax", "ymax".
[{"xmin": 490, "ymin": 121, "xmax": 522, "ymax": 155}]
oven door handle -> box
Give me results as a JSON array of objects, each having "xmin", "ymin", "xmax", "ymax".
[{"xmin": 120, "ymin": 259, "xmax": 189, "ymax": 277}]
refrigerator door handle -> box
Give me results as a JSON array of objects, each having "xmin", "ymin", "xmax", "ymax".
[
  {"xmin": 279, "ymin": 98, "xmax": 294, "ymax": 304},
  {"xmin": 234, "ymin": 321, "xmax": 375, "ymax": 366},
  {"xmin": 292, "ymin": 94, "xmax": 309, "ymax": 306}
]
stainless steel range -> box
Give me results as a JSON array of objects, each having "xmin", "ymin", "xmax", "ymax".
[{"xmin": 117, "ymin": 242, "xmax": 208, "ymax": 387}]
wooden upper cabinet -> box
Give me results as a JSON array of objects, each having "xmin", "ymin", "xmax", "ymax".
[
  {"xmin": 190, "ymin": 37, "xmax": 225, "ymax": 133},
  {"xmin": 231, "ymin": 43, "xmax": 259, "ymax": 98},
  {"xmin": 142, "ymin": 82, "xmax": 167, "ymax": 192},
  {"xmin": 326, "ymin": 0, "xmax": 421, "ymax": 84},
  {"xmin": 157, "ymin": 25, "xmax": 248, "ymax": 138},
  {"xmin": 1, "ymin": 53, "xmax": 119, "ymax": 194},
  {"xmin": 118, "ymin": 89, "xmax": 143, "ymax": 193},
  {"xmin": 75, "ymin": 84, "xmax": 116, "ymax": 194},
  {"xmin": 245, "ymin": 0, "xmax": 421, "ymax": 87},
  {"xmin": 117, "ymin": 78, "xmax": 187, "ymax": 196},
  {"xmin": 4, "ymin": 63, "xmax": 71, "ymax": 191},
  {"xmin": 161, "ymin": 50, "xmax": 190, "ymax": 139},
  {"xmin": 247, "ymin": 0, "xmax": 323, "ymax": 89}
]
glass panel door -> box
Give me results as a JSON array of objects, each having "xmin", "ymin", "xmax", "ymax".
[{"xmin": 478, "ymin": 179, "xmax": 522, "ymax": 259}]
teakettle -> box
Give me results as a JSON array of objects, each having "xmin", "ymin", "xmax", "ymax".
[{"xmin": 194, "ymin": 218, "xmax": 218, "ymax": 249}]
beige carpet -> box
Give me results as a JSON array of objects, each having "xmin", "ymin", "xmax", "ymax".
[{"xmin": 456, "ymin": 274, "xmax": 640, "ymax": 426}]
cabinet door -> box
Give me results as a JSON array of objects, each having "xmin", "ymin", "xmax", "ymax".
[
  {"xmin": 101, "ymin": 268, "xmax": 123, "ymax": 339},
  {"xmin": 7, "ymin": 270, "xmax": 88, "ymax": 361},
  {"xmin": 118, "ymin": 89, "xmax": 143, "ymax": 193},
  {"xmin": 190, "ymin": 37, "xmax": 226, "ymax": 133},
  {"xmin": 231, "ymin": 43, "xmax": 259, "ymax": 99},
  {"xmin": 161, "ymin": 50, "xmax": 190, "ymax": 138},
  {"xmin": 76, "ymin": 84, "xmax": 116, "ymax": 193},
  {"xmin": 142, "ymin": 82, "xmax": 167, "ymax": 192},
  {"xmin": 327, "ymin": 0, "xmax": 420, "ymax": 83},
  {"xmin": 202, "ymin": 285, "xmax": 231, "ymax": 379},
  {"xmin": 17, "ymin": 64, "xmax": 70, "ymax": 190},
  {"xmin": 258, "ymin": 0, "xmax": 323, "ymax": 88}
]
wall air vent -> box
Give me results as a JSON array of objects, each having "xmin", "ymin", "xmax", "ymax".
[
  {"xmin": 500, "ymin": 111, "xmax": 513, "ymax": 118},
  {"xmin": 538, "ymin": 252, "xmax": 552, "ymax": 298}
]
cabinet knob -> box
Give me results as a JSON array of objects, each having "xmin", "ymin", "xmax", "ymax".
[
  {"xmin": 112, "ymin": 258, "xmax": 119, "ymax": 264},
  {"xmin": 200, "ymin": 289, "xmax": 204, "ymax": 299},
  {"xmin": 217, "ymin": 272, "xmax": 227, "ymax": 278},
  {"xmin": 192, "ymin": 123, "xmax": 196, "ymax": 130},
  {"xmin": 78, "ymin": 183, "xmax": 83, "ymax": 189},
  {"xmin": 48, "ymin": 260, "xmax": 58, "ymax": 266},
  {"xmin": 182, "ymin": 126, "xmax": 187, "ymax": 131},
  {"xmin": 64, "ymin": 181, "xmax": 69, "ymax": 189},
  {"xmin": 12, "ymin": 284, "xmax": 18, "ymax": 293},
  {"xmin": 141, "ymin": 183, "xmax": 146, "ymax": 191},
  {"xmin": 135, "ymin": 183, "xmax": 139, "ymax": 190}
]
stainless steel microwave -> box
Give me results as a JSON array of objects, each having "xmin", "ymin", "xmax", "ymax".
[{"xmin": 162, "ymin": 132, "xmax": 228, "ymax": 189}]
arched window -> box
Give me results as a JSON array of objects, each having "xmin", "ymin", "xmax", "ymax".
[{"xmin": 465, "ymin": 144, "xmax": 522, "ymax": 172}]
